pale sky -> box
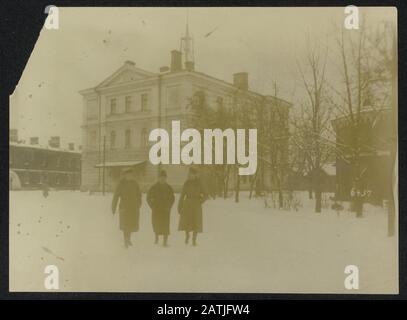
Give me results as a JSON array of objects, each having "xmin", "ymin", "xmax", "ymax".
[{"xmin": 9, "ymin": 7, "xmax": 396, "ymax": 147}]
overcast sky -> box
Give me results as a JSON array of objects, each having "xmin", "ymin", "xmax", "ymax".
[{"xmin": 9, "ymin": 7, "xmax": 396, "ymax": 147}]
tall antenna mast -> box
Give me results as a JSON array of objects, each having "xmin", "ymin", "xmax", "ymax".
[{"xmin": 180, "ymin": 8, "xmax": 195, "ymax": 71}]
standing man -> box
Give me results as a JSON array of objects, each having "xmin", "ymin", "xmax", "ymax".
[
  {"xmin": 178, "ymin": 167, "xmax": 207, "ymax": 246},
  {"xmin": 111, "ymin": 168, "xmax": 142, "ymax": 248},
  {"xmin": 147, "ymin": 170, "xmax": 175, "ymax": 247}
]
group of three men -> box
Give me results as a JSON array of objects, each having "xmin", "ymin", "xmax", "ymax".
[{"xmin": 111, "ymin": 167, "xmax": 207, "ymax": 248}]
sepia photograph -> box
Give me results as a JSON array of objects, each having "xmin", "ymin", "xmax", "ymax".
[{"xmin": 7, "ymin": 6, "xmax": 398, "ymax": 294}]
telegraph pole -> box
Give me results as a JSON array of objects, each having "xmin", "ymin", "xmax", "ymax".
[{"xmin": 102, "ymin": 135, "xmax": 106, "ymax": 196}]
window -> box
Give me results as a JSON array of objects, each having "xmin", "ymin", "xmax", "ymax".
[
  {"xmin": 216, "ymin": 96, "xmax": 224, "ymax": 109},
  {"xmin": 141, "ymin": 128, "xmax": 148, "ymax": 147},
  {"xmin": 125, "ymin": 129, "xmax": 131, "ymax": 149},
  {"xmin": 110, "ymin": 131, "xmax": 116, "ymax": 149},
  {"xmin": 22, "ymin": 172, "xmax": 29, "ymax": 185},
  {"xmin": 125, "ymin": 96, "xmax": 132, "ymax": 113},
  {"xmin": 192, "ymin": 90, "xmax": 205, "ymax": 109},
  {"xmin": 141, "ymin": 93, "xmax": 148, "ymax": 111},
  {"xmin": 42, "ymin": 153, "xmax": 48, "ymax": 168},
  {"xmin": 110, "ymin": 98, "xmax": 117, "ymax": 114},
  {"xmin": 88, "ymin": 130, "xmax": 97, "ymax": 147},
  {"xmin": 33, "ymin": 150, "xmax": 40, "ymax": 166},
  {"xmin": 24, "ymin": 151, "xmax": 30, "ymax": 166}
]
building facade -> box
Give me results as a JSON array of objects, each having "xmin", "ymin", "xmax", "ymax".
[
  {"xmin": 9, "ymin": 133, "xmax": 81, "ymax": 190},
  {"xmin": 80, "ymin": 31, "xmax": 291, "ymax": 192}
]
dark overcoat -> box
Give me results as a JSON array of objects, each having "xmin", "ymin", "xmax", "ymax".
[
  {"xmin": 147, "ymin": 182, "xmax": 175, "ymax": 235},
  {"xmin": 178, "ymin": 178, "xmax": 207, "ymax": 233},
  {"xmin": 112, "ymin": 179, "xmax": 142, "ymax": 232}
]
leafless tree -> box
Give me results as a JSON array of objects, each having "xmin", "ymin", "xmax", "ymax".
[
  {"xmin": 327, "ymin": 19, "xmax": 396, "ymax": 221},
  {"xmin": 294, "ymin": 41, "xmax": 333, "ymax": 213}
]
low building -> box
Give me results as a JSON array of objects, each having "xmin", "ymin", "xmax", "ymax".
[
  {"xmin": 288, "ymin": 163, "xmax": 336, "ymax": 194},
  {"xmin": 9, "ymin": 133, "xmax": 81, "ymax": 190}
]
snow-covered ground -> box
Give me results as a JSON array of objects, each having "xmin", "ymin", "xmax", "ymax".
[{"xmin": 9, "ymin": 190, "xmax": 398, "ymax": 293}]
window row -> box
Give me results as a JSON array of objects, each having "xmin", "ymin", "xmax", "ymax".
[
  {"xmin": 16, "ymin": 171, "xmax": 81, "ymax": 187},
  {"xmin": 9, "ymin": 148, "xmax": 81, "ymax": 170},
  {"xmin": 109, "ymin": 93, "xmax": 149, "ymax": 115},
  {"xmin": 109, "ymin": 128, "xmax": 149, "ymax": 149},
  {"xmin": 87, "ymin": 129, "xmax": 149, "ymax": 149}
]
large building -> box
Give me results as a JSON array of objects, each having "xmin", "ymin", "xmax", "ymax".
[
  {"xmin": 9, "ymin": 130, "xmax": 81, "ymax": 190},
  {"xmin": 80, "ymin": 25, "xmax": 291, "ymax": 192}
]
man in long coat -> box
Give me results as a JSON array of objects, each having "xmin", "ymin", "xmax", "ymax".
[
  {"xmin": 147, "ymin": 170, "xmax": 175, "ymax": 247},
  {"xmin": 178, "ymin": 167, "xmax": 207, "ymax": 246},
  {"xmin": 111, "ymin": 168, "xmax": 142, "ymax": 248}
]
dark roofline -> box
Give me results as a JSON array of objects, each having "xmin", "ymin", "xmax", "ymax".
[
  {"xmin": 179, "ymin": 70, "xmax": 292, "ymax": 106},
  {"xmin": 10, "ymin": 142, "xmax": 81, "ymax": 154},
  {"xmin": 331, "ymin": 107, "xmax": 391, "ymax": 128},
  {"xmin": 80, "ymin": 61, "xmax": 293, "ymax": 107}
]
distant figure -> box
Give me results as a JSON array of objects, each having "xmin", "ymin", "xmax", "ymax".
[
  {"xmin": 350, "ymin": 179, "xmax": 369, "ymax": 218},
  {"xmin": 42, "ymin": 182, "xmax": 49, "ymax": 198},
  {"xmin": 147, "ymin": 170, "xmax": 175, "ymax": 247},
  {"xmin": 111, "ymin": 168, "xmax": 142, "ymax": 248},
  {"xmin": 332, "ymin": 201, "xmax": 344, "ymax": 217},
  {"xmin": 178, "ymin": 167, "xmax": 207, "ymax": 246}
]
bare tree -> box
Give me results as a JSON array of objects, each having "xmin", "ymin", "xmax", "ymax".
[
  {"xmin": 231, "ymin": 90, "xmax": 257, "ymax": 203},
  {"xmin": 295, "ymin": 42, "xmax": 333, "ymax": 213},
  {"xmin": 187, "ymin": 84, "xmax": 291, "ymax": 206},
  {"xmin": 262, "ymin": 88, "xmax": 290, "ymax": 209},
  {"xmin": 329, "ymin": 20, "xmax": 396, "ymax": 221},
  {"xmin": 187, "ymin": 89, "xmax": 242, "ymax": 200}
]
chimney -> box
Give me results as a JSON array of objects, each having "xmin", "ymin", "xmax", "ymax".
[
  {"xmin": 185, "ymin": 61, "xmax": 195, "ymax": 71},
  {"xmin": 9, "ymin": 129, "xmax": 18, "ymax": 142},
  {"xmin": 233, "ymin": 72, "xmax": 249, "ymax": 91},
  {"xmin": 30, "ymin": 137, "xmax": 39, "ymax": 145},
  {"xmin": 170, "ymin": 50, "xmax": 182, "ymax": 72},
  {"xmin": 68, "ymin": 142, "xmax": 75, "ymax": 151},
  {"xmin": 49, "ymin": 136, "xmax": 60, "ymax": 148}
]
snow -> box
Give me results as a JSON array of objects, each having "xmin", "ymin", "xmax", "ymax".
[{"xmin": 9, "ymin": 190, "xmax": 398, "ymax": 293}]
